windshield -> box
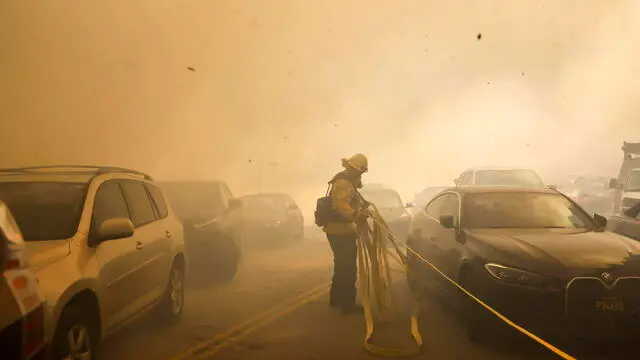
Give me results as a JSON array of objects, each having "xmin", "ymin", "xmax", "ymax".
[
  {"xmin": 161, "ymin": 183, "xmax": 223, "ymax": 220},
  {"xmin": 361, "ymin": 190, "xmax": 403, "ymax": 209},
  {"xmin": 463, "ymin": 192, "xmax": 593, "ymax": 229},
  {"xmin": 625, "ymin": 171, "xmax": 640, "ymax": 192},
  {"xmin": 0, "ymin": 182, "xmax": 87, "ymax": 241},
  {"xmin": 571, "ymin": 177, "xmax": 607, "ymax": 194},
  {"xmin": 475, "ymin": 170, "xmax": 545, "ymax": 187}
]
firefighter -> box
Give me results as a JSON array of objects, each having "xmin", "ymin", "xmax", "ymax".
[{"xmin": 323, "ymin": 153, "xmax": 370, "ymax": 314}]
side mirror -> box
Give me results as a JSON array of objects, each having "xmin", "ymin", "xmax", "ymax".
[
  {"xmin": 96, "ymin": 218, "xmax": 134, "ymax": 242},
  {"xmin": 228, "ymin": 198, "xmax": 242, "ymax": 210},
  {"xmin": 453, "ymin": 178, "xmax": 460, "ymax": 185},
  {"xmin": 609, "ymin": 178, "xmax": 621, "ymax": 189},
  {"xmin": 405, "ymin": 202, "xmax": 414, "ymax": 208},
  {"xmin": 439, "ymin": 214, "xmax": 455, "ymax": 229},
  {"xmin": 593, "ymin": 214, "xmax": 608, "ymax": 230}
]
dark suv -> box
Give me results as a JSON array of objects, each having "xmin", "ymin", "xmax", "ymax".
[{"xmin": 159, "ymin": 180, "xmax": 243, "ymax": 283}]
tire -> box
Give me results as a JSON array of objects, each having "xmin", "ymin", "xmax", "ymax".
[
  {"xmin": 458, "ymin": 270, "xmax": 495, "ymax": 344},
  {"xmin": 211, "ymin": 235, "xmax": 239, "ymax": 284},
  {"xmin": 51, "ymin": 304, "xmax": 100, "ymax": 360},
  {"xmin": 157, "ymin": 262, "xmax": 185, "ymax": 325}
]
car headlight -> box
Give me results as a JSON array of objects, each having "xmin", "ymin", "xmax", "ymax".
[{"xmin": 484, "ymin": 263, "xmax": 551, "ymax": 287}]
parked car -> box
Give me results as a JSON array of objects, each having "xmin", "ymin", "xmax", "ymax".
[
  {"xmin": 609, "ymin": 141, "xmax": 640, "ymax": 215},
  {"xmin": 360, "ymin": 185, "xmax": 412, "ymax": 243},
  {"xmin": 560, "ymin": 176, "xmax": 613, "ymax": 215},
  {"xmin": 239, "ymin": 193, "xmax": 304, "ymax": 246},
  {"xmin": 0, "ymin": 201, "xmax": 47, "ymax": 360},
  {"xmin": 0, "ymin": 166, "xmax": 186, "ymax": 360},
  {"xmin": 454, "ymin": 167, "xmax": 547, "ymax": 188},
  {"xmin": 407, "ymin": 185, "xmax": 640, "ymax": 343},
  {"xmin": 412, "ymin": 187, "xmax": 448, "ymax": 214},
  {"xmin": 607, "ymin": 201, "xmax": 640, "ymax": 241},
  {"xmin": 159, "ymin": 180, "xmax": 242, "ymax": 283}
]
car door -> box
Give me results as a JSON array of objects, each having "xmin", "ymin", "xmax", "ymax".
[
  {"xmin": 435, "ymin": 193, "xmax": 463, "ymax": 278},
  {"xmin": 613, "ymin": 203, "xmax": 640, "ymax": 241},
  {"xmin": 92, "ymin": 180, "xmax": 141, "ymax": 330},
  {"xmin": 119, "ymin": 180, "xmax": 166, "ymax": 308},
  {"xmin": 144, "ymin": 183, "xmax": 175, "ymax": 298},
  {"xmin": 410, "ymin": 194, "xmax": 447, "ymax": 262}
]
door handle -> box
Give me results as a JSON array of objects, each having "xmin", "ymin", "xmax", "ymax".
[
  {"xmin": 166, "ymin": 230, "xmax": 172, "ymax": 238},
  {"xmin": 136, "ymin": 241, "xmax": 144, "ymax": 250}
]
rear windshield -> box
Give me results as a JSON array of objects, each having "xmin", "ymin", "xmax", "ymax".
[
  {"xmin": 475, "ymin": 169, "xmax": 544, "ymax": 187},
  {"xmin": 0, "ymin": 182, "xmax": 87, "ymax": 241},
  {"xmin": 242, "ymin": 195, "xmax": 287, "ymax": 210},
  {"xmin": 361, "ymin": 189, "xmax": 403, "ymax": 209},
  {"xmin": 160, "ymin": 183, "xmax": 223, "ymax": 220}
]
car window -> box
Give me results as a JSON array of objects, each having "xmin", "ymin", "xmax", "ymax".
[
  {"xmin": 120, "ymin": 181, "xmax": 156, "ymax": 227},
  {"xmin": 440, "ymin": 194, "xmax": 460, "ymax": 223},
  {"xmin": 461, "ymin": 172, "xmax": 472, "ymax": 184},
  {"xmin": 146, "ymin": 184, "xmax": 168, "ymax": 219},
  {"xmin": 425, "ymin": 195, "xmax": 447, "ymax": 218},
  {"xmin": 463, "ymin": 192, "xmax": 593, "ymax": 229},
  {"xmin": 625, "ymin": 171, "xmax": 640, "ymax": 192},
  {"xmin": 0, "ymin": 182, "xmax": 87, "ymax": 241},
  {"xmin": 361, "ymin": 189, "xmax": 403, "ymax": 209},
  {"xmin": 218, "ymin": 184, "xmax": 230, "ymax": 210},
  {"xmin": 475, "ymin": 170, "xmax": 545, "ymax": 187},
  {"xmin": 92, "ymin": 181, "xmax": 131, "ymax": 233}
]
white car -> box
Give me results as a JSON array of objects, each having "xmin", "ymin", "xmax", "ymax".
[
  {"xmin": 454, "ymin": 167, "xmax": 546, "ymax": 188},
  {"xmin": 0, "ymin": 166, "xmax": 186, "ymax": 360}
]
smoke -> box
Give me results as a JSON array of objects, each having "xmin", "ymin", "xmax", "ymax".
[{"xmin": 1, "ymin": 0, "xmax": 640, "ymax": 222}]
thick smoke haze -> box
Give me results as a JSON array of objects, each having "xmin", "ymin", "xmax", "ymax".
[{"xmin": 1, "ymin": 1, "xmax": 639, "ymax": 221}]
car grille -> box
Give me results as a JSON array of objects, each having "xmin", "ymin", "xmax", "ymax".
[{"xmin": 566, "ymin": 277, "xmax": 640, "ymax": 336}]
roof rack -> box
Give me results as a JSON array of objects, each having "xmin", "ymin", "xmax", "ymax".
[{"xmin": 0, "ymin": 165, "xmax": 154, "ymax": 181}]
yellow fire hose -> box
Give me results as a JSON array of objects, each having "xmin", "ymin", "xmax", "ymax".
[
  {"xmin": 357, "ymin": 204, "xmax": 576, "ymax": 360},
  {"xmin": 356, "ymin": 204, "xmax": 423, "ymax": 357}
]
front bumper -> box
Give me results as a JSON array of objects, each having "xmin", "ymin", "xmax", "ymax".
[
  {"xmin": 242, "ymin": 222, "xmax": 292, "ymax": 242},
  {"xmin": 481, "ymin": 275, "xmax": 640, "ymax": 340}
]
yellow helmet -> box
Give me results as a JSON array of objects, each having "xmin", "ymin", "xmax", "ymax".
[{"xmin": 341, "ymin": 153, "xmax": 368, "ymax": 173}]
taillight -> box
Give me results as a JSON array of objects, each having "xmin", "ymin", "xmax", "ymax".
[{"xmin": 5, "ymin": 258, "xmax": 21, "ymax": 272}]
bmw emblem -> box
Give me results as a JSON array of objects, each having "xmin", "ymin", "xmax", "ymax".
[{"xmin": 601, "ymin": 272, "xmax": 612, "ymax": 281}]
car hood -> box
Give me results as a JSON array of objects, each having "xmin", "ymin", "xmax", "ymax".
[
  {"xmin": 376, "ymin": 207, "xmax": 410, "ymax": 222},
  {"xmin": 470, "ymin": 228, "xmax": 640, "ymax": 277},
  {"xmin": 242, "ymin": 209, "xmax": 288, "ymax": 224},
  {"xmin": 623, "ymin": 191, "xmax": 640, "ymax": 200},
  {"xmin": 24, "ymin": 240, "xmax": 70, "ymax": 271}
]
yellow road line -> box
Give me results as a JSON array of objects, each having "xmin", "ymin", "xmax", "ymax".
[
  {"xmin": 194, "ymin": 288, "xmax": 329, "ymax": 359},
  {"xmin": 169, "ymin": 282, "xmax": 329, "ymax": 360}
]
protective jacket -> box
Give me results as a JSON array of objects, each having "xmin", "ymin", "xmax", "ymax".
[{"xmin": 323, "ymin": 171, "xmax": 363, "ymax": 235}]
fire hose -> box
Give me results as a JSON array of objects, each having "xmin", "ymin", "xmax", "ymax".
[{"xmin": 357, "ymin": 204, "xmax": 576, "ymax": 360}]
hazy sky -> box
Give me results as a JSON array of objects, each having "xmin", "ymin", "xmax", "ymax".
[{"xmin": 2, "ymin": 1, "xmax": 639, "ymax": 215}]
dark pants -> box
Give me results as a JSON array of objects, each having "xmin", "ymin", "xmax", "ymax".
[{"xmin": 327, "ymin": 233, "xmax": 357, "ymax": 308}]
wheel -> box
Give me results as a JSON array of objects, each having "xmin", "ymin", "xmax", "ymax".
[
  {"xmin": 458, "ymin": 270, "xmax": 496, "ymax": 344},
  {"xmin": 51, "ymin": 304, "xmax": 100, "ymax": 360},
  {"xmin": 157, "ymin": 262, "xmax": 185, "ymax": 325},
  {"xmin": 211, "ymin": 235, "xmax": 239, "ymax": 283}
]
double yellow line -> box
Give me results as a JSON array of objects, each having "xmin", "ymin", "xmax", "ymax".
[{"xmin": 169, "ymin": 282, "xmax": 329, "ymax": 360}]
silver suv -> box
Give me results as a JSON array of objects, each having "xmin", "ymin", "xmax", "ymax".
[{"xmin": 0, "ymin": 166, "xmax": 186, "ymax": 360}]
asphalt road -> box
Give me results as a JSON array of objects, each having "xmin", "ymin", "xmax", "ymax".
[{"xmin": 98, "ymin": 234, "xmax": 640, "ymax": 360}]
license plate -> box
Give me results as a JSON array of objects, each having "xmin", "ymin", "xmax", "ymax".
[{"xmin": 595, "ymin": 298, "xmax": 624, "ymax": 312}]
